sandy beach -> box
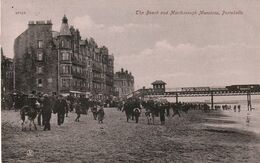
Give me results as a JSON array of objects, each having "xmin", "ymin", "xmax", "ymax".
[{"xmin": 2, "ymin": 108, "xmax": 260, "ymax": 163}]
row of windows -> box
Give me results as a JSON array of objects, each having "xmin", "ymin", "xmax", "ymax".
[
  {"xmin": 5, "ymin": 72, "xmax": 13, "ymax": 78},
  {"xmin": 61, "ymin": 52, "xmax": 92, "ymax": 67},
  {"xmin": 119, "ymin": 88, "xmax": 132, "ymax": 95},
  {"xmin": 61, "ymin": 40, "xmax": 71, "ymax": 49},
  {"xmin": 93, "ymin": 72, "xmax": 102, "ymax": 78},
  {"xmin": 93, "ymin": 83, "xmax": 102, "ymax": 89},
  {"xmin": 93, "ymin": 53, "xmax": 113, "ymax": 63},
  {"xmin": 61, "ymin": 78, "xmax": 90, "ymax": 88},
  {"xmin": 36, "ymin": 65, "xmax": 93, "ymax": 79},
  {"xmin": 37, "ymin": 39, "xmax": 113, "ymax": 63},
  {"xmin": 36, "ymin": 78, "xmax": 53, "ymax": 87},
  {"xmin": 72, "ymin": 66, "xmax": 83, "ymax": 74},
  {"xmin": 60, "ymin": 65, "xmax": 86, "ymax": 75},
  {"xmin": 36, "ymin": 78, "xmax": 91, "ymax": 89},
  {"xmin": 115, "ymin": 80, "xmax": 133, "ymax": 87},
  {"xmin": 154, "ymin": 85, "xmax": 165, "ymax": 89}
]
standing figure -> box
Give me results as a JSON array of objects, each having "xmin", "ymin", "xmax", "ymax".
[
  {"xmin": 233, "ymin": 105, "xmax": 237, "ymax": 112},
  {"xmin": 97, "ymin": 106, "xmax": 105, "ymax": 123},
  {"xmin": 75, "ymin": 99, "xmax": 81, "ymax": 122},
  {"xmin": 42, "ymin": 94, "xmax": 52, "ymax": 131},
  {"xmin": 55, "ymin": 95, "xmax": 68, "ymax": 125},
  {"xmin": 67, "ymin": 94, "xmax": 75, "ymax": 112},
  {"xmin": 37, "ymin": 94, "xmax": 44, "ymax": 126},
  {"xmin": 50, "ymin": 92, "xmax": 57, "ymax": 113},
  {"xmin": 133, "ymin": 107, "xmax": 141, "ymax": 123},
  {"xmin": 172, "ymin": 103, "xmax": 181, "ymax": 117},
  {"xmin": 159, "ymin": 103, "xmax": 166, "ymax": 125},
  {"xmin": 91, "ymin": 102, "xmax": 98, "ymax": 120},
  {"xmin": 238, "ymin": 105, "xmax": 241, "ymax": 112},
  {"xmin": 65, "ymin": 98, "xmax": 70, "ymax": 117}
]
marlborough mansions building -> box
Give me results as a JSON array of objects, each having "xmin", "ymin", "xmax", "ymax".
[
  {"xmin": 114, "ymin": 68, "xmax": 135, "ymax": 99},
  {"xmin": 14, "ymin": 15, "xmax": 115, "ymax": 99}
]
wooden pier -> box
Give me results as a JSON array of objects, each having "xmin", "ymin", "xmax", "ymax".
[{"xmin": 143, "ymin": 90, "xmax": 260, "ymax": 110}]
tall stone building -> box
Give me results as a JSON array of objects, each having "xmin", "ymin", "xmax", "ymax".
[
  {"xmin": 114, "ymin": 68, "xmax": 134, "ymax": 99},
  {"xmin": 14, "ymin": 15, "xmax": 114, "ymax": 100},
  {"xmin": 14, "ymin": 20, "xmax": 56, "ymax": 94},
  {"xmin": 1, "ymin": 48, "xmax": 14, "ymax": 96}
]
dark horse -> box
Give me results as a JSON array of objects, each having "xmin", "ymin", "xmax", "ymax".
[{"xmin": 123, "ymin": 98, "xmax": 141, "ymax": 123}]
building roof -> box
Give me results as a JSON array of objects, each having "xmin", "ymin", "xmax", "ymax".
[
  {"xmin": 151, "ymin": 80, "xmax": 166, "ymax": 85},
  {"xmin": 59, "ymin": 15, "xmax": 71, "ymax": 36}
]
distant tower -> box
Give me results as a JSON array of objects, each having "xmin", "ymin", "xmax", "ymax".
[
  {"xmin": 57, "ymin": 15, "xmax": 72, "ymax": 94},
  {"xmin": 152, "ymin": 80, "xmax": 166, "ymax": 93}
]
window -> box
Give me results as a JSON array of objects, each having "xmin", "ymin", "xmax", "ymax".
[
  {"xmin": 61, "ymin": 40, "xmax": 64, "ymax": 48},
  {"xmin": 37, "ymin": 52, "xmax": 43, "ymax": 61},
  {"xmin": 36, "ymin": 66, "xmax": 43, "ymax": 74},
  {"xmin": 61, "ymin": 79, "xmax": 70, "ymax": 88},
  {"xmin": 61, "ymin": 65, "xmax": 70, "ymax": 74},
  {"xmin": 37, "ymin": 78, "xmax": 43, "ymax": 87},
  {"xmin": 62, "ymin": 52, "xmax": 69, "ymax": 60},
  {"xmin": 47, "ymin": 78, "xmax": 52, "ymax": 83},
  {"xmin": 38, "ymin": 40, "xmax": 43, "ymax": 48}
]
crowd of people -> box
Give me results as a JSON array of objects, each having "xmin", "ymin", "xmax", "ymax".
[
  {"xmin": 120, "ymin": 98, "xmax": 212, "ymax": 125},
  {"xmin": 220, "ymin": 104, "xmax": 241, "ymax": 112},
  {"xmin": 4, "ymin": 91, "xmax": 243, "ymax": 129},
  {"xmin": 3, "ymin": 91, "xmax": 107, "ymax": 131}
]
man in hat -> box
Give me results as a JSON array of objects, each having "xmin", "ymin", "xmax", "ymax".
[
  {"xmin": 42, "ymin": 94, "xmax": 52, "ymax": 130},
  {"xmin": 54, "ymin": 95, "xmax": 68, "ymax": 125}
]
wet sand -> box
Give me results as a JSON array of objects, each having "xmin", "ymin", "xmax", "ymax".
[{"xmin": 2, "ymin": 108, "xmax": 260, "ymax": 163}]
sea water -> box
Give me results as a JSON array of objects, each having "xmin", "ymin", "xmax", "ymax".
[{"xmin": 166, "ymin": 95, "xmax": 260, "ymax": 134}]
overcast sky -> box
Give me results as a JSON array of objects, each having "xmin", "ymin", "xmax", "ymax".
[{"xmin": 1, "ymin": 0, "xmax": 260, "ymax": 89}]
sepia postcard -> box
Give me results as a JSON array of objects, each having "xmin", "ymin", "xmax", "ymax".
[{"xmin": 1, "ymin": 0, "xmax": 260, "ymax": 162}]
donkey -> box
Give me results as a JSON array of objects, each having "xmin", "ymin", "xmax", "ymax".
[
  {"xmin": 20, "ymin": 106, "xmax": 38, "ymax": 131},
  {"xmin": 145, "ymin": 108, "xmax": 155, "ymax": 125},
  {"xmin": 20, "ymin": 96, "xmax": 40, "ymax": 131}
]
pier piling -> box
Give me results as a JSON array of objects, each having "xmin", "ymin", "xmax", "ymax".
[{"xmin": 211, "ymin": 92, "xmax": 214, "ymax": 109}]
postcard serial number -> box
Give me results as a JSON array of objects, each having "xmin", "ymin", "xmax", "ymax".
[{"xmin": 15, "ymin": 11, "xmax": 26, "ymax": 15}]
